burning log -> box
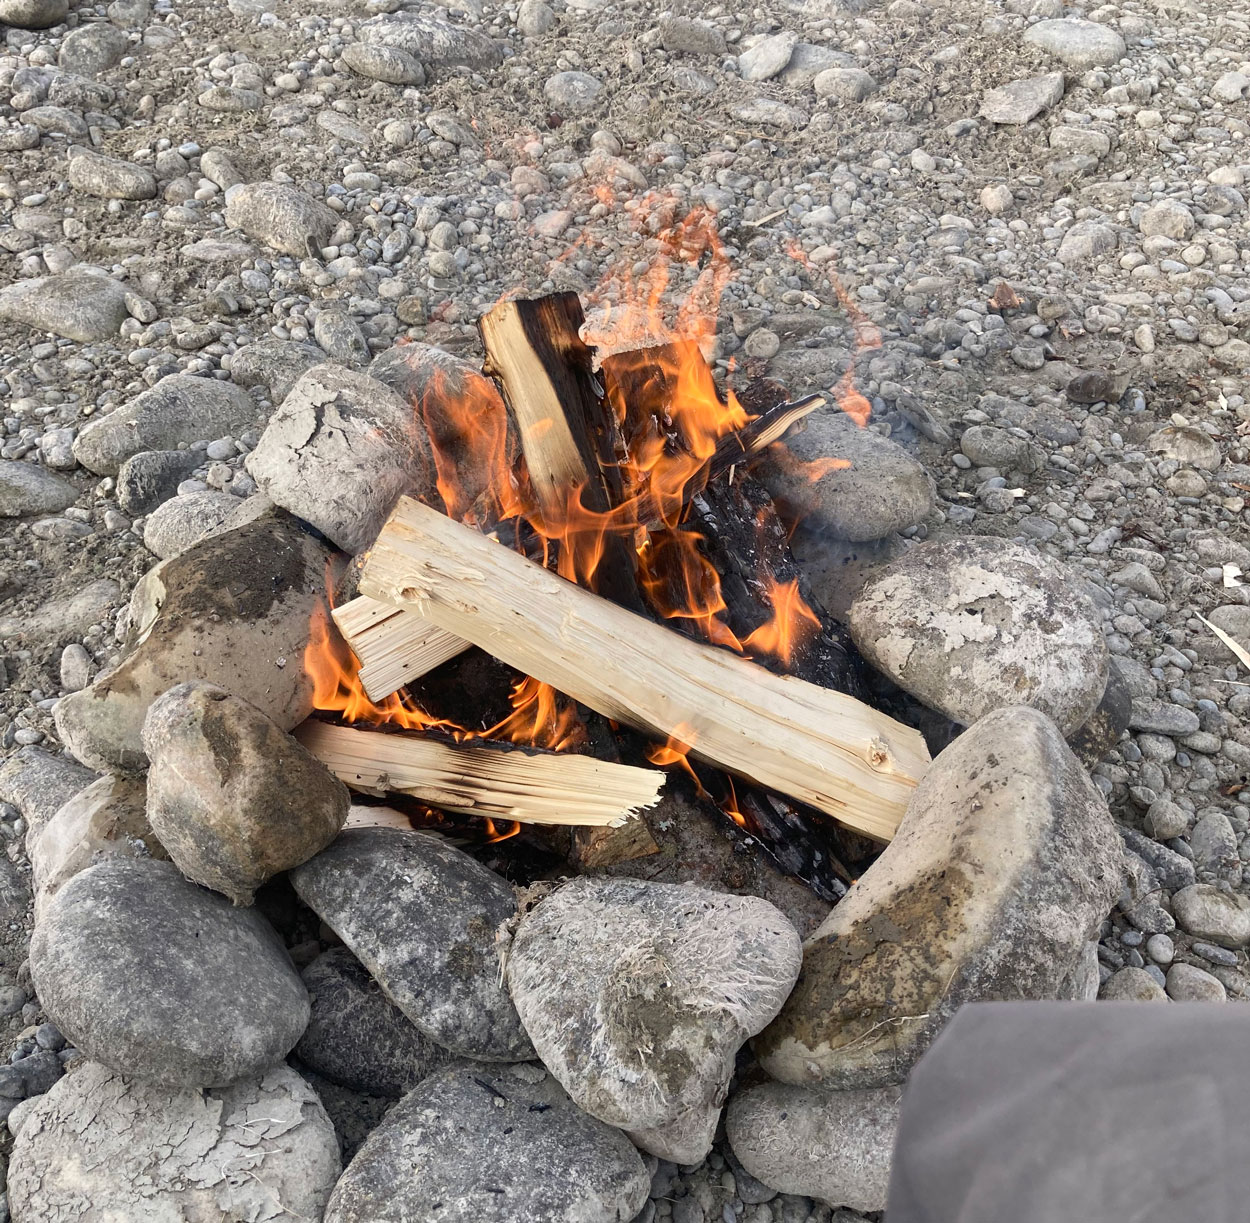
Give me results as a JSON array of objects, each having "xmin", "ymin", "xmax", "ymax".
[
  {"xmin": 359, "ymin": 498, "xmax": 931, "ymax": 842},
  {"xmin": 332, "ymin": 595, "xmax": 468, "ymax": 703},
  {"xmin": 297, "ymin": 720, "xmax": 664, "ymax": 828}
]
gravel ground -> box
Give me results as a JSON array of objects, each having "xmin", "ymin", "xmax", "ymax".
[{"xmin": 2, "ymin": 0, "xmax": 1250, "ymax": 1216}]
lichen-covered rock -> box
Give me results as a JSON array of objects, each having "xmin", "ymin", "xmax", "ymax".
[
  {"xmin": 325, "ymin": 1063, "xmax": 649, "ymax": 1223},
  {"xmin": 7, "ymin": 1061, "xmax": 340, "ymax": 1222},
  {"xmin": 727, "ymin": 1082, "xmax": 901, "ymax": 1212},
  {"xmin": 224, "ymin": 181, "xmax": 337, "ymax": 257},
  {"xmin": 29, "ymin": 773, "xmax": 163, "ymax": 921},
  {"xmin": 847, "ymin": 535, "xmax": 1108, "ymax": 734},
  {"xmin": 296, "ymin": 947, "xmax": 454, "ymax": 1097},
  {"xmin": 73, "ymin": 373, "xmax": 257, "ymax": 476},
  {"xmin": 754, "ymin": 412, "xmax": 933, "ymax": 542},
  {"xmin": 143, "ymin": 682, "xmax": 349, "ymax": 905},
  {"xmin": 290, "ymin": 827, "xmax": 533, "ymax": 1061},
  {"xmin": 31, "ymin": 858, "xmax": 309, "ymax": 1086},
  {"xmin": 54, "ymin": 511, "xmax": 332, "ymax": 771},
  {"xmin": 245, "ymin": 364, "xmax": 440, "ymax": 553},
  {"xmin": 756, "ymin": 707, "xmax": 1122, "ymax": 1089},
  {"xmin": 506, "ymin": 877, "xmax": 801, "ymax": 1143}
]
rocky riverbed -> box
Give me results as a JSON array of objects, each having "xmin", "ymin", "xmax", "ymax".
[{"xmin": 2, "ymin": 0, "xmax": 1249, "ymax": 1220}]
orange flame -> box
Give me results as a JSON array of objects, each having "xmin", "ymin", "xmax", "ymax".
[
  {"xmin": 311, "ymin": 200, "xmax": 878, "ymax": 779},
  {"xmin": 742, "ymin": 578, "xmax": 822, "ymax": 668}
]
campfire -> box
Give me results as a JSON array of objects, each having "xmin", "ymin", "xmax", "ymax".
[{"xmin": 294, "ymin": 207, "xmax": 930, "ymax": 894}]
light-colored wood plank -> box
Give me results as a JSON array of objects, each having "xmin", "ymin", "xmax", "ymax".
[
  {"xmin": 359, "ymin": 498, "xmax": 931, "ymax": 842},
  {"xmin": 333, "ymin": 595, "xmax": 469, "ymax": 702},
  {"xmin": 297, "ymin": 720, "xmax": 664, "ymax": 828}
]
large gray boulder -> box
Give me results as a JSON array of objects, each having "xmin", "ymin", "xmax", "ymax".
[
  {"xmin": 224, "ymin": 181, "xmax": 337, "ymax": 258},
  {"xmin": 847, "ymin": 535, "xmax": 1108, "ymax": 734},
  {"xmin": 0, "ymin": 271, "xmax": 132, "ymax": 342},
  {"xmin": 290, "ymin": 827, "xmax": 534, "ymax": 1061},
  {"xmin": 325, "ymin": 1063, "xmax": 650, "ymax": 1223},
  {"xmin": 1024, "ymin": 18, "xmax": 1126, "ymax": 69},
  {"xmin": 73, "ymin": 374, "xmax": 257, "ymax": 476},
  {"xmin": 30, "ymin": 858, "xmax": 309, "ymax": 1086},
  {"xmin": 359, "ymin": 10, "xmax": 502, "ymax": 69},
  {"xmin": 505, "ymin": 877, "xmax": 801, "ymax": 1154},
  {"xmin": 0, "ymin": 459, "xmax": 77, "ymax": 517},
  {"xmin": 754, "ymin": 412, "xmax": 933, "ymax": 542},
  {"xmin": 245, "ymin": 364, "xmax": 439, "ymax": 553},
  {"xmin": 0, "ymin": 0, "xmax": 68, "ymax": 28},
  {"xmin": 143, "ymin": 682, "xmax": 350, "ymax": 905},
  {"xmin": 54, "ymin": 511, "xmax": 331, "ymax": 771},
  {"xmin": 66, "ymin": 146, "xmax": 155, "ymax": 199},
  {"xmin": 7, "ymin": 1061, "xmax": 340, "ymax": 1223},
  {"xmin": 756, "ymin": 707, "xmax": 1122, "ymax": 1088},
  {"xmin": 296, "ymin": 947, "xmax": 454, "ymax": 1097},
  {"xmin": 727, "ymin": 1081, "xmax": 901, "ymax": 1212}
]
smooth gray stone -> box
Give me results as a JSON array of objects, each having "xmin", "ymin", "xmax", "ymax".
[
  {"xmin": 30, "ymin": 858, "xmax": 309, "ymax": 1086},
  {"xmin": 727, "ymin": 1082, "xmax": 900, "ymax": 1212},
  {"xmin": 227, "ymin": 337, "xmax": 323, "ymax": 402},
  {"xmin": 0, "ymin": 272, "xmax": 131, "ymax": 342},
  {"xmin": 141, "ymin": 489, "xmax": 241, "ymax": 559},
  {"xmin": 58, "ymin": 21, "xmax": 129, "ymax": 76},
  {"xmin": 67, "ymin": 147, "xmax": 155, "ymax": 199},
  {"xmin": 1024, "ymin": 19, "xmax": 1126, "ymax": 68},
  {"xmin": 74, "ymin": 374, "xmax": 256, "ymax": 476},
  {"xmin": 0, "ymin": 460, "xmax": 77, "ymax": 517},
  {"xmin": 0, "ymin": 0, "xmax": 68, "ymax": 29},
  {"xmin": 116, "ymin": 448, "xmax": 200, "ymax": 515},
  {"xmin": 291, "ymin": 827, "xmax": 534, "ymax": 1061},
  {"xmin": 980, "ymin": 72, "xmax": 1065, "ymax": 124},
  {"xmin": 325, "ymin": 1063, "xmax": 650, "ymax": 1223},
  {"xmin": 359, "ymin": 10, "xmax": 502, "ymax": 68},
  {"xmin": 0, "ymin": 746, "xmax": 97, "ymax": 840},
  {"xmin": 847, "ymin": 535, "xmax": 1108, "ymax": 734}
]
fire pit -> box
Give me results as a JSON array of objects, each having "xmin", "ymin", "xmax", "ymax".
[{"xmin": 10, "ymin": 206, "xmax": 1124, "ymax": 1223}]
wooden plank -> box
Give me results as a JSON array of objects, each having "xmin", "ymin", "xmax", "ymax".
[{"xmin": 360, "ymin": 498, "xmax": 930, "ymax": 842}]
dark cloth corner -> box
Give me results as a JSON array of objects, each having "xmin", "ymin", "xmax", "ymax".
[{"xmin": 886, "ymin": 1001, "xmax": 1250, "ymax": 1223}]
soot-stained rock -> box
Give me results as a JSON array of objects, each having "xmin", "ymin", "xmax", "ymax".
[
  {"xmin": 756, "ymin": 707, "xmax": 1122, "ymax": 1089},
  {"xmin": 296, "ymin": 947, "xmax": 454, "ymax": 1097},
  {"xmin": 754, "ymin": 411, "xmax": 933, "ymax": 542},
  {"xmin": 73, "ymin": 373, "xmax": 256, "ymax": 476},
  {"xmin": 54, "ymin": 511, "xmax": 332, "ymax": 771},
  {"xmin": 30, "ymin": 857, "xmax": 309, "ymax": 1086},
  {"xmin": 727, "ymin": 1081, "xmax": 901, "ymax": 1212},
  {"xmin": 506, "ymin": 876, "xmax": 801, "ymax": 1142},
  {"xmin": 847, "ymin": 535, "xmax": 1109, "ymax": 734},
  {"xmin": 245, "ymin": 364, "xmax": 440, "ymax": 553},
  {"xmin": 7, "ymin": 1061, "xmax": 340, "ymax": 1223},
  {"xmin": 325, "ymin": 1062, "xmax": 650, "ymax": 1223},
  {"xmin": 290, "ymin": 827, "xmax": 533, "ymax": 1061},
  {"xmin": 143, "ymin": 682, "xmax": 349, "ymax": 905}
]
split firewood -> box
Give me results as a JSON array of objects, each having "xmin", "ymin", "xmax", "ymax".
[
  {"xmin": 479, "ymin": 293, "xmax": 646, "ymax": 613},
  {"xmin": 332, "ymin": 595, "xmax": 468, "ymax": 703},
  {"xmin": 360, "ymin": 498, "xmax": 931, "ymax": 842},
  {"xmin": 297, "ymin": 720, "xmax": 664, "ymax": 828}
]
